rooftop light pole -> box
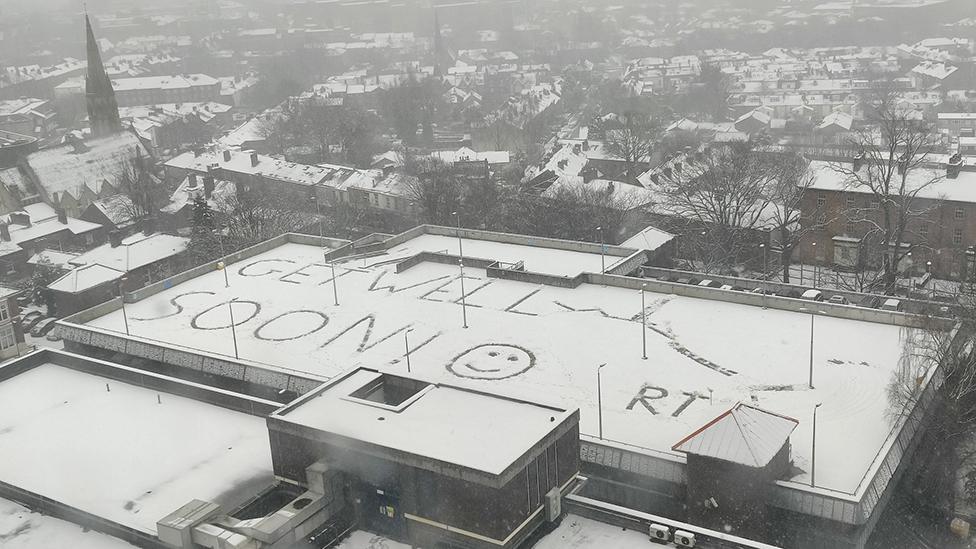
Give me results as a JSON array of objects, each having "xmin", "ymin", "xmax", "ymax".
[
  {"xmin": 404, "ymin": 328, "xmax": 413, "ymax": 373},
  {"xmin": 597, "ymin": 363, "xmax": 606, "ymax": 439},
  {"xmin": 218, "ymin": 260, "xmax": 229, "ymax": 288},
  {"xmin": 228, "ymin": 299, "xmax": 239, "ymax": 359},
  {"xmin": 812, "ymin": 402, "xmax": 822, "ymax": 488},
  {"xmin": 640, "ymin": 283, "xmax": 647, "ymax": 360},
  {"xmin": 597, "ymin": 226, "xmax": 605, "ymax": 273},
  {"xmin": 811, "ymin": 242, "xmax": 818, "ymax": 287},
  {"xmin": 119, "ymin": 276, "xmax": 129, "ymax": 335},
  {"xmin": 759, "ymin": 242, "xmax": 768, "ymax": 309},
  {"xmin": 459, "ymin": 259, "xmax": 468, "ymax": 329},
  {"xmin": 330, "ymin": 259, "xmax": 339, "ymax": 307},
  {"xmin": 452, "ymin": 210, "xmax": 464, "ymax": 258}
]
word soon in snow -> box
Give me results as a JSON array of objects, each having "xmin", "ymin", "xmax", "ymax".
[{"xmin": 626, "ymin": 384, "xmax": 708, "ymax": 417}]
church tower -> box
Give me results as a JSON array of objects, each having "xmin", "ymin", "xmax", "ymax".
[{"xmin": 85, "ymin": 14, "xmax": 121, "ymax": 138}]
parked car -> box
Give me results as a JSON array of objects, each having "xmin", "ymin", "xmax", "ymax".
[
  {"xmin": 720, "ymin": 284, "xmax": 734, "ymax": 290},
  {"xmin": 801, "ymin": 289, "xmax": 824, "ymax": 301},
  {"xmin": 881, "ymin": 298, "xmax": 902, "ymax": 312},
  {"xmin": 698, "ymin": 280, "xmax": 722, "ymax": 288},
  {"xmin": 30, "ymin": 318, "xmax": 58, "ymax": 337},
  {"xmin": 776, "ymin": 289, "xmax": 800, "ymax": 298},
  {"xmin": 22, "ymin": 313, "xmax": 46, "ymax": 332},
  {"xmin": 828, "ymin": 295, "xmax": 849, "ymax": 305},
  {"xmin": 859, "ymin": 295, "xmax": 882, "ymax": 308}
]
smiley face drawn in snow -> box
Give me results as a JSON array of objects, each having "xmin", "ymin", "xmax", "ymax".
[{"xmin": 446, "ymin": 343, "xmax": 536, "ymax": 380}]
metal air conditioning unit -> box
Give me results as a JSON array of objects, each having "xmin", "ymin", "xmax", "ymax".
[
  {"xmin": 648, "ymin": 523, "xmax": 670, "ymax": 542},
  {"xmin": 674, "ymin": 530, "xmax": 696, "ymax": 547}
]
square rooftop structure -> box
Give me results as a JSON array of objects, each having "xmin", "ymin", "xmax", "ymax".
[
  {"xmin": 0, "ymin": 349, "xmax": 277, "ymax": 539},
  {"xmin": 268, "ymin": 367, "xmax": 580, "ymax": 548},
  {"xmin": 58, "ymin": 226, "xmax": 951, "ymax": 538}
]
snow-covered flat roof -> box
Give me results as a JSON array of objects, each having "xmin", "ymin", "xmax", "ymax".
[
  {"xmin": 0, "ymin": 497, "xmax": 138, "ymax": 549},
  {"xmin": 81, "ymin": 238, "xmax": 934, "ymax": 494},
  {"xmin": 0, "ymin": 363, "xmax": 273, "ymax": 534},
  {"xmin": 276, "ymin": 368, "xmax": 572, "ymax": 476}
]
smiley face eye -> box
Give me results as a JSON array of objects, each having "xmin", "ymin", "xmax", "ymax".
[
  {"xmin": 507, "ymin": 355, "xmax": 518, "ymax": 361},
  {"xmin": 488, "ymin": 351, "xmax": 499, "ymax": 357}
]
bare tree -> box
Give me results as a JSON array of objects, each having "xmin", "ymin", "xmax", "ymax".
[
  {"xmin": 403, "ymin": 156, "xmax": 463, "ymax": 225},
  {"xmin": 114, "ymin": 152, "xmax": 168, "ymax": 223},
  {"xmin": 765, "ymin": 152, "xmax": 819, "ymax": 283},
  {"xmin": 655, "ymin": 142, "xmax": 779, "ymax": 269},
  {"xmin": 603, "ymin": 112, "xmax": 658, "ymax": 182},
  {"xmin": 221, "ymin": 185, "xmax": 316, "ymax": 249},
  {"xmin": 833, "ymin": 86, "xmax": 943, "ymax": 295}
]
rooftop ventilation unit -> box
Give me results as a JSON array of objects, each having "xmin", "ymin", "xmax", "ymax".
[
  {"xmin": 648, "ymin": 523, "xmax": 670, "ymax": 542},
  {"xmin": 674, "ymin": 530, "xmax": 696, "ymax": 547}
]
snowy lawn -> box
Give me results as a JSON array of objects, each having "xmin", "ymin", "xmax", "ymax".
[
  {"xmin": 0, "ymin": 497, "xmax": 138, "ymax": 549},
  {"xmin": 85, "ymin": 241, "xmax": 934, "ymax": 494},
  {"xmin": 0, "ymin": 364, "xmax": 274, "ymax": 534}
]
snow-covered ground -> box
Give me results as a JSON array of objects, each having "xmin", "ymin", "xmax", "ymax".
[
  {"xmin": 0, "ymin": 497, "xmax": 138, "ymax": 549},
  {"xmin": 84, "ymin": 241, "xmax": 932, "ymax": 494},
  {"xmin": 0, "ymin": 364, "xmax": 274, "ymax": 534}
]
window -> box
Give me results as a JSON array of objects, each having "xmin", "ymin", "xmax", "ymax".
[
  {"xmin": 954, "ymin": 228, "xmax": 964, "ymax": 245},
  {"xmin": 0, "ymin": 325, "xmax": 14, "ymax": 350},
  {"xmin": 817, "ymin": 213, "xmax": 827, "ymax": 231},
  {"xmin": 0, "ymin": 301, "xmax": 7, "ymax": 322},
  {"xmin": 85, "ymin": 233, "xmax": 94, "ymax": 245},
  {"xmin": 920, "ymin": 224, "xmax": 929, "ymax": 239},
  {"xmin": 956, "ymin": 207, "xmax": 966, "ymax": 220},
  {"xmin": 870, "ymin": 199, "xmax": 880, "ymax": 210},
  {"xmin": 846, "ymin": 196, "xmax": 856, "ymax": 209},
  {"xmin": 845, "ymin": 221, "xmax": 855, "ymax": 234},
  {"xmin": 816, "ymin": 194, "xmax": 826, "ymax": 208}
]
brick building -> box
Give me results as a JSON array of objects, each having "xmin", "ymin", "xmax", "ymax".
[
  {"xmin": 0, "ymin": 286, "xmax": 26, "ymax": 361},
  {"xmin": 796, "ymin": 154, "xmax": 976, "ymax": 280}
]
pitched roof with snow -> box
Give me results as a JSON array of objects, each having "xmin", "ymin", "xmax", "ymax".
[
  {"xmin": 25, "ymin": 132, "xmax": 148, "ymax": 202},
  {"xmin": 672, "ymin": 403, "xmax": 798, "ymax": 468},
  {"xmin": 68, "ymin": 233, "xmax": 188, "ymax": 273}
]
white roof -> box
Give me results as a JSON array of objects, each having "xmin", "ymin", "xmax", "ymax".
[
  {"xmin": 673, "ymin": 403, "xmax": 798, "ymax": 468},
  {"xmin": 278, "ymin": 368, "xmax": 572, "ymax": 476},
  {"xmin": 620, "ymin": 225, "xmax": 676, "ymax": 251},
  {"xmin": 25, "ymin": 133, "xmax": 148, "ymax": 201},
  {"xmin": 48, "ymin": 263, "xmax": 123, "ymax": 293},
  {"xmin": 430, "ymin": 147, "xmax": 510, "ymax": 165},
  {"xmin": 808, "ymin": 159, "xmax": 976, "ymax": 203},
  {"xmin": 68, "ymin": 233, "xmax": 188, "ymax": 274},
  {"xmin": 111, "ymin": 74, "xmax": 219, "ymax": 92},
  {"xmin": 2, "ymin": 203, "xmax": 102, "ymax": 245}
]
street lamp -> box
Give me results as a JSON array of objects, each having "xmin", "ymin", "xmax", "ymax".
[
  {"xmin": 640, "ymin": 283, "xmax": 647, "ymax": 360},
  {"xmin": 597, "ymin": 363, "xmax": 607, "ymax": 439},
  {"xmin": 811, "ymin": 242, "xmax": 818, "ymax": 287},
  {"xmin": 329, "ymin": 258, "xmax": 339, "ymax": 307},
  {"xmin": 812, "ymin": 402, "xmax": 823, "ymax": 488},
  {"xmin": 926, "ymin": 261, "xmax": 933, "ymax": 299},
  {"xmin": 596, "ymin": 226, "xmax": 605, "ymax": 273},
  {"xmin": 217, "ymin": 260, "xmax": 229, "ymax": 288},
  {"xmin": 404, "ymin": 328, "xmax": 413, "ymax": 373},
  {"xmin": 228, "ymin": 299, "xmax": 239, "ymax": 359},
  {"xmin": 451, "ymin": 211, "xmax": 463, "ymax": 258},
  {"xmin": 759, "ymin": 243, "xmax": 768, "ymax": 309},
  {"xmin": 458, "ymin": 259, "xmax": 468, "ymax": 329},
  {"xmin": 119, "ymin": 276, "xmax": 129, "ymax": 335}
]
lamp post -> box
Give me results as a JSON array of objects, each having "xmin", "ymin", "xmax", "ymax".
[
  {"xmin": 640, "ymin": 283, "xmax": 647, "ymax": 360},
  {"xmin": 597, "ymin": 363, "xmax": 606, "ymax": 439},
  {"xmin": 218, "ymin": 260, "xmax": 229, "ymax": 288},
  {"xmin": 452, "ymin": 211, "xmax": 463, "ymax": 258},
  {"xmin": 926, "ymin": 260, "xmax": 933, "ymax": 299},
  {"xmin": 759, "ymin": 243, "xmax": 768, "ymax": 309},
  {"xmin": 808, "ymin": 312, "xmax": 815, "ymax": 389},
  {"xmin": 458, "ymin": 259, "xmax": 468, "ymax": 329},
  {"xmin": 119, "ymin": 276, "xmax": 129, "ymax": 335},
  {"xmin": 812, "ymin": 402, "xmax": 822, "ymax": 488},
  {"xmin": 404, "ymin": 328, "xmax": 413, "ymax": 373},
  {"xmin": 329, "ymin": 258, "xmax": 339, "ymax": 306},
  {"xmin": 596, "ymin": 226, "xmax": 605, "ymax": 273},
  {"xmin": 811, "ymin": 242, "xmax": 818, "ymax": 287},
  {"xmin": 228, "ymin": 299, "xmax": 239, "ymax": 359}
]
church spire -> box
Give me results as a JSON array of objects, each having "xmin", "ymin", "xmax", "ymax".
[{"xmin": 85, "ymin": 13, "xmax": 121, "ymax": 138}]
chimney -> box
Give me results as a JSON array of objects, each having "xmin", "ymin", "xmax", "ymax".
[
  {"xmin": 662, "ymin": 166, "xmax": 673, "ymax": 179},
  {"xmin": 582, "ymin": 140, "xmax": 589, "ymax": 151},
  {"xmin": 249, "ymin": 151, "xmax": 259, "ymax": 167},
  {"xmin": 222, "ymin": 150, "xmax": 232, "ymax": 162},
  {"xmin": 56, "ymin": 208, "xmax": 67, "ymax": 224},
  {"xmin": 650, "ymin": 173, "xmax": 660, "ymax": 184},
  {"xmin": 947, "ymin": 153, "xmax": 963, "ymax": 179},
  {"xmin": 203, "ymin": 176, "xmax": 215, "ymax": 198},
  {"xmin": 187, "ymin": 173, "xmax": 198, "ymax": 189},
  {"xmin": 0, "ymin": 223, "xmax": 9, "ymax": 242},
  {"xmin": 9, "ymin": 212, "xmax": 30, "ymax": 227},
  {"xmin": 142, "ymin": 217, "xmax": 156, "ymax": 236},
  {"xmin": 109, "ymin": 230, "xmax": 122, "ymax": 248}
]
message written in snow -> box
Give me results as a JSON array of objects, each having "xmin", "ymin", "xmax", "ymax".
[{"xmin": 129, "ymin": 258, "xmax": 733, "ymax": 396}]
